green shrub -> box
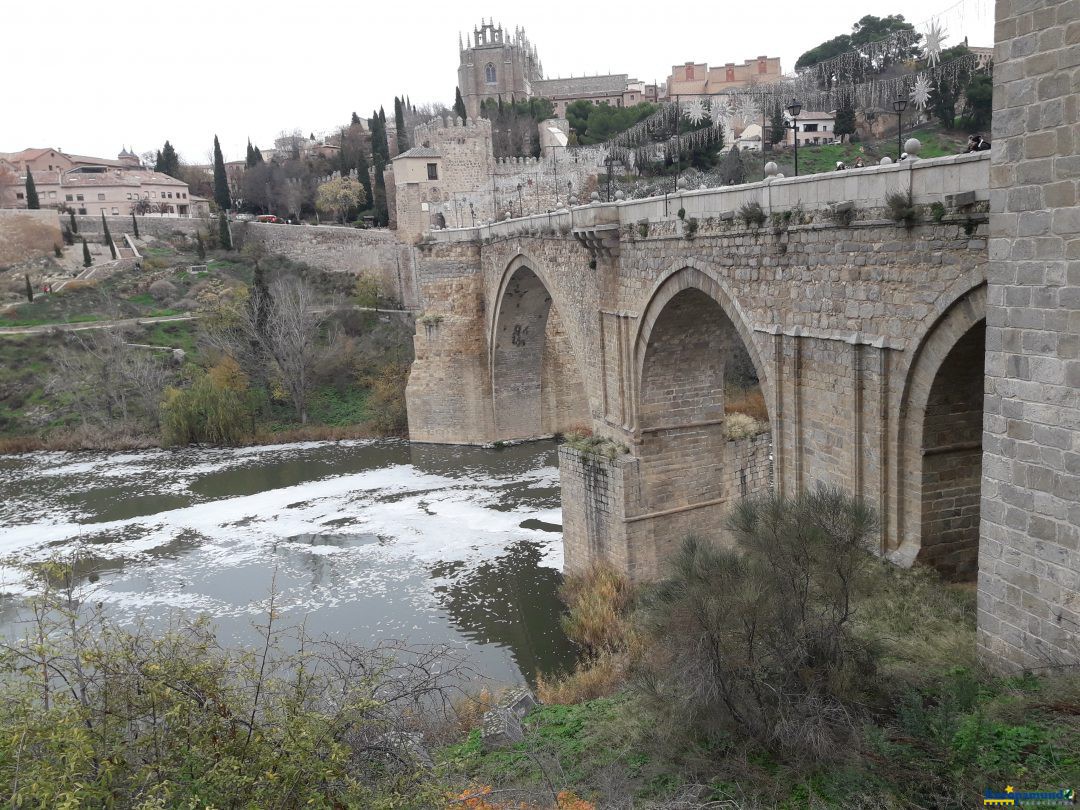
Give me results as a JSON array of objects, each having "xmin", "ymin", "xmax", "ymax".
[
  {"xmin": 886, "ymin": 191, "xmax": 918, "ymax": 226},
  {"xmin": 930, "ymin": 201, "xmax": 947, "ymax": 222},
  {"xmin": 160, "ymin": 357, "xmax": 252, "ymax": 445},
  {"xmin": 738, "ymin": 201, "xmax": 766, "ymax": 228},
  {"xmin": 0, "ymin": 566, "xmax": 453, "ymax": 808},
  {"xmin": 634, "ymin": 487, "xmax": 879, "ymax": 762}
]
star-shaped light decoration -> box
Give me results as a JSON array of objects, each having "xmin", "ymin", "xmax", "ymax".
[
  {"xmin": 734, "ymin": 96, "xmax": 761, "ymax": 127},
  {"xmin": 683, "ymin": 98, "xmax": 708, "ymax": 126},
  {"xmin": 923, "ymin": 18, "xmax": 947, "ymax": 67},
  {"xmin": 710, "ymin": 96, "xmax": 733, "ymax": 129},
  {"xmin": 910, "ymin": 74, "xmax": 934, "ymax": 111}
]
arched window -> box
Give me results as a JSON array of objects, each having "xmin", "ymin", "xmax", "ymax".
[{"xmin": 485, "ymin": 63, "xmax": 497, "ymax": 84}]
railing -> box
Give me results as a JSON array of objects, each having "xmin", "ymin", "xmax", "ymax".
[{"xmin": 425, "ymin": 151, "xmax": 990, "ymax": 244}]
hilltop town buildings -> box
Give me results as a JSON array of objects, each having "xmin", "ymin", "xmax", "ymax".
[
  {"xmin": 0, "ymin": 147, "xmax": 204, "ymax": 217},
  {"xmin": 457, "ymin": 20, "xmax": 773, "ymax": 120}
]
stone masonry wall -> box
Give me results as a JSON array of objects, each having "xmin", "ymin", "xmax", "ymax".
[
  {"xmin": 978, "ymin": 0, "xmax": 1080, "ymax": 670},
  {"xmin": 72, "ymin": 215, "xmax": 418, "ymax": 309}
]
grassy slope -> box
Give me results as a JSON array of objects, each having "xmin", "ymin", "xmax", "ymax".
[
  {"xmin": 441, "ymin": 565, "xmax": 1080, "ymax": 808},
  {"xmin": 0, "ymin": 236, "xmax": 413, "ymax": 445},
  {"xmin": 767, "ymin": 125, "xmax": 969, "ymax": 177}
]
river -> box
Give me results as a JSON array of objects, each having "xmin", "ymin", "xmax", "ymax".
[{"xmin": 0, "ymin": 439, "xmax": 577, "ymax": 685}]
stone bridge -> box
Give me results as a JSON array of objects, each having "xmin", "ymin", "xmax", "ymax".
[
  {"xmin": 407, "ymin": 0, "xmax": 1080, "ymax": 673},
  {"xmin": 407, "ymin": 153, "xmax": 992, "ymax": 586}
]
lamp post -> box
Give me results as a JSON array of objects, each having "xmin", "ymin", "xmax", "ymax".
[
  {"xmin": 517, "ymin": 183, "xmax": 523, "ymax": 217},
  {"xmin": 892, "ymin": 96, "xmax": 908, "ymax": 160},
  {"xmin": 786, "ymin": 98, "xmax": 802, "ymax": 177}
]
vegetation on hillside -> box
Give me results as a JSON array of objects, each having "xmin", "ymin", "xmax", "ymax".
[{"xmin": 0, "ymin": 232, "xmax": 413, "ymax": 452}]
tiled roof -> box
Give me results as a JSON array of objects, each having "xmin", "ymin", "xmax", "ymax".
[{"xmin": 394, "ymin": 147, "xmax": 442, "ymax": 159}]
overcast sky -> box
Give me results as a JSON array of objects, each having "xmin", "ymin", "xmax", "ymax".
[{"xmin": 4, "ymin": 0, "xmax": 993, "ymax": 164}]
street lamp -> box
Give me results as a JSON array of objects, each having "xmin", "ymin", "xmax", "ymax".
[
  {"xmin": 786, "ymin": 98, "xmax": 802, "ymax": 177},
  {"xmin": 517, "ymin": 183, "xmax": 523, "ymax": 217},
  {"xmin": 892, "ymin": 96, "xmax": 908, "ymax": 161}
]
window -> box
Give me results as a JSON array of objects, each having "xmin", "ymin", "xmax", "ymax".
[
  {"xmin": 426, "ymin": 163, "xmax": 438, "ymax": 180},
  {"xmin": 168, "ymin": 192, "xmax": 173, "ymax": 198},
  {"xmin": 630, "ymin": 94, "xmax": 635, "ymax": 101},
  {"xmin": 112, "ymin": 207, "xmax": 119, "ymax": 215},
  {"xmin": 485, "ymin": 62, "xmax": 496, "ymax": 84},
  {"xmin": 803, "ymin": 123, "xmax": 818, "ymax": 132},
  {"xmin": 15, "ymin": 192, "xmax": 23, "ymax": 200},
  {"xmin": 822, "ymin": 124, "xmax": 828, "ymax": 131},
  {"xmin": 49, "ymin": 191, "xmax": 56, "ymax": 198},
  {"xmin": 78, "ymin": 207, "xmax": 86, "ymax": 215},
  {"xmin": 97, "ymin": 193, "xmax": 105, "ymax": 201},
  {"xmin": 76, "ymin": 194, "xmax": 84, "ymax": 201},
  {"xmin": 151, "ymin": 192, "xmax": 157, "ymax": 198}
]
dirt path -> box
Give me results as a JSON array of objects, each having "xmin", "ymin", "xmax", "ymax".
[{"xmin": 0, "ymin": 307, "xmax": 416, "ymax": 337}]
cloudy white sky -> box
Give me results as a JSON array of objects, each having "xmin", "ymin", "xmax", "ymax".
[{"xmin": 4, "ymin": 0, "xmax": 993, "ymax": 163}]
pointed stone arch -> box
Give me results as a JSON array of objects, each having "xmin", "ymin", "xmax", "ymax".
[
  {"xmin": 894, "ymin": 282, "xmax": 987, "ymax": 578},
  {"xmin": 489, "ymin": 254, "xmax": 588, "ymax": 440}
]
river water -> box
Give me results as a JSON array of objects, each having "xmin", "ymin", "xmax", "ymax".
[{"xmin": 0, "ymin": 440, "xmax": 576, "ymax": 685}]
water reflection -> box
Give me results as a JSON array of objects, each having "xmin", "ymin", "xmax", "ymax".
[
  {"xmin": 432, "ymin": 539, "xmax": 576, "ymax": 684},
  {"xmin": 0, "ymin": 439, "xmax": 573, "ymax": 685}
]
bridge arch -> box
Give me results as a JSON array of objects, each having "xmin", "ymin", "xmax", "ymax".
[
  {"xmin": 895, "ymin": 282, "xmax": 987, "ymax": 580},
  {"xmin": 489, "ymin": 254, "xmax": 588, "ymax": 440},
  {"xmin": 631, "ymin": 265, "xmax": 774, "ymax": 518},
  {"xmin": 633, "ymin": 264, "xmax": 772, "ymax": 432}
]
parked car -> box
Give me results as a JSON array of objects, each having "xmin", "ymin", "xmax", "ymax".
[
  {"xmin": 233, "ymin": 213, "xmax": 255, "ymax": 222},
  {"xmin": 255, "ymin": 214, "xmax": 284, "ymax": 224}
]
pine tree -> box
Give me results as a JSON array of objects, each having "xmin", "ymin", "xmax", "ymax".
[
  {"xmin": 24, "ymin": 274, "xmax": 34, "ymax": 303},
  {"xmin": 454, "ymin": 87, "xmax": 467, "ymax": 121},
  {"xmin": 394, "ymin": 96, "xmax": 409, "ymax": 152},
  {"xmin": 82, "ymin": 238, "xmax": 92, "ymax": 268},
  {"xmin": 212, "ymin": 135, "xmax": 231, "ymax": 211},
  {"xmin": 834, "ymin": 102, "xmax": 856, "ymax": 142},
  {"xmin": 196, "ymin": 231, "xmax": 206, "ymax": 260},
  {"xmin": 155, "ymin": 141, "xmax": 181, "ymax": 177},
  {"xmin": 131, "ymin": 212, "xmax": 140, "ymax": 240},
  {"xmin": 69, "ymin": 209, "xmax": 78, "ymax": 234},
  {"xmin": 25, "ymin": 170, "xmax": 39, "ymax": 209},
  {"xmin": 218, "ymin": 212, "xmax": 232, "ymax": 250},
  {"xmin": 102, "ymin": 212, "xmax": 117, "ymax": 259}
]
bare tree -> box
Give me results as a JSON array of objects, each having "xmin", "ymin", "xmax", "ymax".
[{"xmin": 244, "ymin": 277, "xmax": 335, "ymax": 424}]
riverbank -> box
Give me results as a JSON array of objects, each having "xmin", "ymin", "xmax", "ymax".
[{"xmin": 0, "ymin": 233, "xmax": 415, "ymax": 453}]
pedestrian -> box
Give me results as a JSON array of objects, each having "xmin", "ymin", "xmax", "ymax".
[
  {"xmin": 965, "ymin": 134, "xmax": 991, "ymax": 152},
  {"xmin": 835, "ymin": 161, "xmax": 847, "ymax": 171},
  {"xmin": 853, "ymin": 156, "xmax": 865, "ymax": 168},
  {"xmin": 899, "ymin": 152, "xmax": 909, "ymax": 161}
]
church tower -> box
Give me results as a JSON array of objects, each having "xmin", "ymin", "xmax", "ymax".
[{"xmin": 457, "ymin": 20, "xmax": 543, "ymax": 120}]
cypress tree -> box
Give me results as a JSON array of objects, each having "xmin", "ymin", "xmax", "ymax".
[
  {"xmin": 102, "ymin": 212, "xmax": 117, "ymax": 259},
  {"xmin": 25, "ymin": 170, "xmax": 39, "ymax": 209},
  {"xmin": 131, "ymin": 212, "xmax": 140, "ymax": 239},
  {"xmin": 356, "ymin": 151, "xmax": 373, "ymax": 214},
  {"xmin": 196, "ymin": 231, "xmax": 206, "ymax": 260},
  {"xmin": 24, "ymin": 274, "xmax": 34, "ymax": 303},
  {"xmin": 218, "ymin": 211, "xmax": 232, "ymax": 250},
  {"xmin": 212, "ymin": 135, "xmax": 231, "ymax": 211},
  {"xmin": 253, "ymin": 146, "xmax": 263, "ymax": 164},
  {"xmin": 394, "ymin": 96, "xmax": 409, "ymax": 152},
  {"xmin": 454, "ymin": 87, "xmax": 467, "ymax": 121},
  {"xmin": 374, "ymin": 168, "xmax": 388, "ymax": 227},
  {"xmin": 69, "ymin": 209, "xmax": 78, "ymax": 234},
  {"xmin": 249, "ymin": 261, "xmax": 271, "ymax": 336},
  {"xmin": 245, "ymin": 139, "xmax": 256, "ymax": 168},
  {"xmin": 82, "ymin": 238, "xmax": 92, "ymax": 268},
  {"xmin": 351, "ymin": 111, "xmax": 361, "ymax": 126},
  {"xmin": 155, "ymin": 141, "xmax": 180, "ymax": 177}
]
